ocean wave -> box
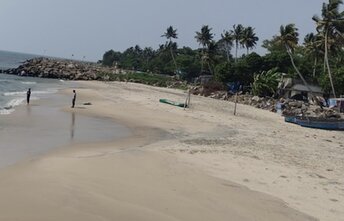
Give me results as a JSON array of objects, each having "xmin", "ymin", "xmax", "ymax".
[
  {"xmin": 3, "ymin": 89, "xmax": 57, "ymax": 96},
  {"xmin": 0, "ymin": 98, "xmax": 25, "ymax": 115},
  {"xmin": 21, "ymin": 81, "xmax": 37, "ymax": 85},
  {"xmin": 0, "ymin": 108, "xmax": 14, "ymax": 115},
  {"xmin": 0, "ymin": 88, "xmax": 58, "ymax": 115},
  {"xmin": 6, "ymin": 98, "xmax": 25, "ymax": 107},
  {"xmin": 3, "ymin": 91, "xmax": 26, "ymax": 96}
]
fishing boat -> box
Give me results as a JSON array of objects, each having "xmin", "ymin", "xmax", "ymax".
[
  {"xmin": 285, "ymin": 116, "xmax": 344, "ymax": 130},
  {"xmin": 159, "ymin": 99, "xmax": 186, "ymax": 108},
  {"xmin": 284, "ymin": 116, "xmax": 297, "ymax": 124},
  {"xmin": 295, "ymin": 117, "xmax": 344, "ymax": 130}
]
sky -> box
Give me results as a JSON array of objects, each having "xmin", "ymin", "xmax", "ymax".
[{"xmin": 0, "ymin": 0, "xmax": 330, "ymax": 61}]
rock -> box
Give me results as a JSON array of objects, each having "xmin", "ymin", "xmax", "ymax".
[
  {"xmin": 251, "ymin": 96, "xmax": 260, "ymax": 102},
  {"xmin": 4, "ymin": 57, "xmax": 120, "ymax": 81}
]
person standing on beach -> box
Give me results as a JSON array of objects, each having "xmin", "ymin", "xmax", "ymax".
[
  {"xmin": 26, "ymin": 88, "xmax": 31, "ymax": 104},
  {"xmin": 71, "ymin": 90, "xmax": 76, "ymax": 108}
]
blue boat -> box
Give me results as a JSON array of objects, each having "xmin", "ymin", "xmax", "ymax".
[
  {"xmin": 285, "ymin": 116, "xmax": 344, "ymax": 130},
  {"xmin": 284, "ymin": 116, "xmax": 297, "ymax": 124},
  {"xmin": 296, "ymin": 117, "xmax": 344, "ymax": 130}
]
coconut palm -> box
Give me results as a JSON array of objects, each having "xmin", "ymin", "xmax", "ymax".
[
  {"xmin": 312, "ymin": 0, "xmax": 344, "ymax": 97},
  {"xmin": 161, "ymin": 26, "xmax": 178, "ymax": 73},
  {"xmin": 276, "ymin": 24, "xmax": 314, "ymax": 97},
  {"xmin": 204, "ymin": 41, "xmax": 218, "ymax": 75},
  {"xmin": 231, "ymin": 24, "xmax": 244, "ymax": 61},
  {"xmin": 220, "ymin": 30, "xmax": 233, "ymax": 62},
  {"xmin": 304, "ymin": 33, "xmax": 322, "ymax": 77},
  {"xmin": 195, "ymin": 25, "xmax": 214, "ymax": 73},
  {"xmin": 241, "ymin": 27, "xmax": 259, "ymax": 54}
]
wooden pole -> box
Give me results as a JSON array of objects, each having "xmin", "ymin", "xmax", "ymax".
[
  {"xmin": 188, "ymin": 90, "xmax": 191, "ymax": 107},
  {"xmin": 184, "ymin": 90, "xmax": 189, "ymax": 110},
  {"xmin": 184, "ymin": 90, "xmax": 191, "ymax": 110},
  {"xmin": 234, "ymin": 93, "xmax": 238, "ymax": 115}
]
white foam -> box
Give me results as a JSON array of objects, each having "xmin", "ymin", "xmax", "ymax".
[
  {"xmin": 3, "ymin": 89, "xmax": 57, "ymax": 96},
  {"xmin": 21, "ymin": 81, "xmax": 37, "ymax": 85},
  {"xmin": 0, "ymin": 98, "xmax": 25, "ymax": 115},
  {"xmin": 3, "ymin": 91, "xmax": 26, "ymax": 96},
  {"xmin": 0, "ymin": 108, "xmax": 14, "ymax": 115},
  {"xmin": 6, "ymin": 98, "xmax": 25, "ymax": 107},
  {"xmin": 0, "ymin": 88, "xmax": 58, "ymax": 115}
]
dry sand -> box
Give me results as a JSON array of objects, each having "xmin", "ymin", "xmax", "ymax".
[{"xmin": 0, "ymin": 81, "xmax": 342, "ymax": 220}]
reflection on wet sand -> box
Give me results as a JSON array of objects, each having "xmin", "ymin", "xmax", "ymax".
[
  {"xmin": 71, "ymin": 111, "xmax": 75, "ymax": 139},
  {"xmin": 26, "ymin": 105, "xmax": 31, "ymax": 116}
]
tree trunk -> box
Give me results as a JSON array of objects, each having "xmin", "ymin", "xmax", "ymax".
[
  {"xmin": 286, "ymin": 45, "xmax": 315, "ymax": 99},
  {"xmin": 323, "ymin": 57, "xmax": 326, "ymax": 74},
  {"xmin": 207, "ymin": 61, "xmax": 214, "ymax": 75},
  {"xmin": 313, "ymin": 56, "xmax": 317, "ymax": 78},
  {"xmin": 201, "ymin": 47, "xmax": 204, "ymax": 73},
  {"xmin": 226, "ymin": 43, "xmax": 230, "ymax": 62},
  {"xmin": 235, "ymin": 41, "xmax": 238, "ymax": 62},
  {"xmin": 324, "ymin": 29, "xmax": 337, "ymax": 98},
  {"xmin": 169, "ymin": 41, "xmax": 178, "ymax": 74}
]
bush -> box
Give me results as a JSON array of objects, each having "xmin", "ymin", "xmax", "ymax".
[
  {"xmin": 319, "ymin": 67, "xmax": 344, "ymax": 96},
  {"xmin": 252, "ymin": 68, "xmax": 281, "ymax": 97},
  {"xmin": 96, "ymin": 71, "xmax": 187, "ymax": 89}
]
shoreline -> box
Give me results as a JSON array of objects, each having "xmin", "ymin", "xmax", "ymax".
[
  {"xmin": 0, "ymin": 80, "xmax": 342, "ymax": 220},
  {"xmin": 0, "ymin": 87, "xmax": 131, "ymax": 169}
]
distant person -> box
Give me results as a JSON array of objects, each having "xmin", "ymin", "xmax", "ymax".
[
  {"xmin": 71, "ymin": 90, "xmax": 76, "ymax": 108},
  {"xmin": 26, "ymin": 88, "xmax": 31, "ymax": 104}
]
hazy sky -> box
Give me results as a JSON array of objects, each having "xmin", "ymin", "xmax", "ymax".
[{"xmin": 0, "ymin": 0, "xmax": 329, "ymax": 61}]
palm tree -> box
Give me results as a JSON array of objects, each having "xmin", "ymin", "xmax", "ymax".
[
  {"xmin": 304, "ymin": 33, "xmax": 322, "ymax": 77},
  {"xmin": 312, "ymin": 0, "xmax": 344, "ymax": 97},
  {"xmin": 220, "ymin": 30, "xmax": 233, "ymax": 62},
  {"xmin": 241, "ymin": 27, "xmax": 259, "ymax": 55},
  {"xmin": 195, "ymin": 25, "xmax": 214, "ymax": 73},
  {"xmin": 231, "ymin": 24, "xmax": 244, "ymax": 61},
  {"xmin": 161, "ymin": 26, "xmax": 178, "ymax": 73},
  {"xmin": 204, "ymin": 41, "xmax": 218, "ymax": 75},
  {"xmin": 276, "ymin": 24, "xmax": 314, "ymax": 97}
]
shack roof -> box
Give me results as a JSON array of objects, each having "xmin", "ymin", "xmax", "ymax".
[{"xmin": 290, "ymin": 84, "xmax": 323, "ymax": 93}]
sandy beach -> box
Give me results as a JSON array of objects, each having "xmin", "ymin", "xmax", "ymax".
[{"xmin": 0, "ymin": 81, "xmax": 343, "ymax": 220}]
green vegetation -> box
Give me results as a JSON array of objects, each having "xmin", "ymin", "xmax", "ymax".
[
  {"xmin": 252, "ymin": 68, "xmax": 281, "ymax": 97},
  {"xmin": 97, "ymin": 71, "xmax": 187, "ymax": 89},
  {"xmin": 101, "ymin": 0, "xmax": 344, "ymax": 97},
  {"xmin": 161, "ymin": 26, "xmax": 179, "ymax": 73}
]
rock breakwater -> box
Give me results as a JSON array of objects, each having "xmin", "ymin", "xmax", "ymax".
[{"xmin": 3, "ymin": 57, "xmax": 122, "ymax": 80}]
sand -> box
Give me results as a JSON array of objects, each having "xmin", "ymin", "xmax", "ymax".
[{"xmin": 0, "ymin": 81, "xmax": 342, "ymax": 220}]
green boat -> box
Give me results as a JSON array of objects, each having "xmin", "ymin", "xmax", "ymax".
[{"xmin": 159, "ymin": 99, "xmax": 186, "ymax": 108}]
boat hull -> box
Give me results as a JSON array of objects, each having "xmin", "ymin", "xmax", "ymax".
[
  {"xmin": 285, "ymin": 116, "xmax": 344, "ymax": 130},
  {"xmin": 159, "ymin": 99, "xmax": 186, "ymax": 108},
  {"xmin": 296, "ymin": 117, "xmax": 344, "ymax": 130}
]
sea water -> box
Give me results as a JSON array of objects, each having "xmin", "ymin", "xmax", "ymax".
[
  {"xmin": 0, "ymin": 50, "xmax": 64, "ymax": 114},
  {"xmin": 0, "ymin": 50, "xmax": 131, "ymax": 168}
]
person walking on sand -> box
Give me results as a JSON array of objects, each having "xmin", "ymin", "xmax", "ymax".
[
  {"xmin": 71, "ymin": 90, "xmax": 76, "ymax": 108},
  {"xmin": 26, "ymin": 88, "xmax": 31, "ymax": 104}
]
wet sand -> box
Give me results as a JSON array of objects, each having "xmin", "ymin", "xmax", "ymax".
[
  {"xmin": 0, "ymin": 81, "xmax": 335, "ymax": 220},
  {"xmin": 0, "ymin": 93, "xmax": 130, "ymax": 168}
]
